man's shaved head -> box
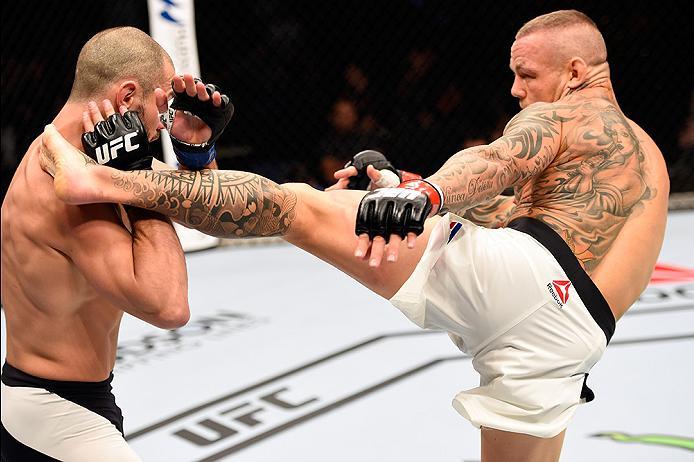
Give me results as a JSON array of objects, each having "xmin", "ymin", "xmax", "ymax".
[
  {"xmin": 516, "ymin": 10, "xmax": 607, "ymax": 67},
  {"xmin": 69, "ymin": 27, "xmax": 173, "ymax": 101}
]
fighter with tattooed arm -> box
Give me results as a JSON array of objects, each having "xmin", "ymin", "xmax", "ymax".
[{"xmin": 39, "ymin": 10, "xmax": 668, "ymax": 462}]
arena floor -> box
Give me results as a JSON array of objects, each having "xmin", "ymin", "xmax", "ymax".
[{"xmin": 3, "ymin": 211, "xmax": 693, "ymax": 461}]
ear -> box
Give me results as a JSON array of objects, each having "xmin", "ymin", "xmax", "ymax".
[
  {"xmin": 566, "ymin": 57, "xmax": 588, "ymax": 89},
  {"xmin": 114, "ymin": 80, "xmax": 138, "ymax": 110}
]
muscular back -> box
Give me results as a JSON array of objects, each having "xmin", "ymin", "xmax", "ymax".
[
  {"xmin": 508, "ymin": 95, "xmax": 669, "ymax": 317},
  {"xmin": 1, "ymin": 139, "xmax": 124, "ymax": 381}
]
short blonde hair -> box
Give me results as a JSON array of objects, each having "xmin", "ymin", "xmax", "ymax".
[
  {"xmin": 69, "ymin": 27, "xmax": 172, "ymax": 100},
  {"xmin": 517, "ymin": 10, "xmax": 607, "ymax": 66}
]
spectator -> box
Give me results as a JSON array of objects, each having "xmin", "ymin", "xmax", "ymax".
[{"xmin": 316, "ymin": 97, "xmax": 389, "ymax": 187}]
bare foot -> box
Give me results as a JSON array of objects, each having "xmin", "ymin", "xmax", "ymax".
[{"xmin": 40, "ymin": 124, "xmax": 103, "ymax": 204}]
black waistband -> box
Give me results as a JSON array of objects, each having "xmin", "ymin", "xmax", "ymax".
[
  {"xmin": 1, "ymin": 362, "xmax": 114, "ymax": 391},
  {"xmin": 507, "ymin": 217, "xmax": 616, "ymax": 344},
  {"xmin": 1, "ymin": 362, "xmax": 124, "ymax": 435}
]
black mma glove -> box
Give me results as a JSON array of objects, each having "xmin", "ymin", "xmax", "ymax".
[
  {"xmin": 81, "ymin": 111, "xmax": 152, "ymax": 170},
  {"xmin": 345, "ymin": 150, "xmax": 401, "ymax": 190},
  {"xmin": 166, "ymin": 78, "xmax": 234, "ymax": 170},
  {"xmin": 355, "ymin": 179, "xmax": 445, "ymax": 242}
]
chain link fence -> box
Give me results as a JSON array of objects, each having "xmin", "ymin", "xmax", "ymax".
[{"xmin": 2, "ymin": 0, "xmax": 692, "ymax": 199}]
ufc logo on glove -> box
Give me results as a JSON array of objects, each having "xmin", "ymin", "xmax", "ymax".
[
  {"xmin": 93, "ymin": 133, "xmax": 140, "ymax": 164},
  {"xmin": 82, "ymin": 111, "xmax": 153, "ymax": 171}
]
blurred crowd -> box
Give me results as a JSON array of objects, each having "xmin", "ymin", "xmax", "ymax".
[
  {"xmin": 307, "ymin": 58, "xmax": 694, "ymax": 191},
  {"xmin": 312, "ymin": 53, "xmax": 509, "ymax": 188},
  {"xmin": 312, "ymin": 54, "xmax": 507, "ymax": 188}
]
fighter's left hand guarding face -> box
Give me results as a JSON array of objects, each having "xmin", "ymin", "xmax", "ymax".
[{"xmin": 81, "ymin": 105, "xmax": 152, "ymax": 171}]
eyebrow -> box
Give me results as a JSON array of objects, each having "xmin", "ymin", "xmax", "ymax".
[{"xmin": 510, "ymin": 63, "xmax": 535, "ymax": 75}]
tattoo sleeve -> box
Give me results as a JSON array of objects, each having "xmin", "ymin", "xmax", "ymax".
[
  {"xmin": 429, "ymin": 103, "xmax": 570, "ymax": 212},
  {"xmin": 111, "ymin": 169, "xmax": 297, "ymax": 239}
]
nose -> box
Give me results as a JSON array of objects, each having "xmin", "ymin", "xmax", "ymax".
[{"xmin": 510, "ymin": 75, "xmax": 525, "ymax": 100}]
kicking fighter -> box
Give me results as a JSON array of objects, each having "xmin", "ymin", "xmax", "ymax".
[
  {"xmin": 1, "ymin": 26, "xmax": 232, "ymax": 461},
  {"xmin": 38, "ymin": 11, "xmax": 668, "ymax": 462}
]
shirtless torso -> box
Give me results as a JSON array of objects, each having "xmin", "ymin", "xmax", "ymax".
[
  {"xmin": 1, "ymin": 134, "xmax": 189, "ymax": 382},
  {"xmin": 0, "ymin": 26, "xmax": 198, "ymax": 461}
]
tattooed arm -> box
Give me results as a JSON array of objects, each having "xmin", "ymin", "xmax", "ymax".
[
  {"xmin": 106, "ymin": 169, "xmax": 299, "ymax": 239},
  {"xmin": 429, "ymin": 103, "xmax": 568, "ymax": 212}
]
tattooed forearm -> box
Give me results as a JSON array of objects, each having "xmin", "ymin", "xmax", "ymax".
[
  {"xmin": 429, "ymin": 103, "xmax": 573, "ymax": 212},
  {"xmin": 432, "ymin": 145, "xmax": 513, "ymax": 207},
  {"xmin": 111, "ymin": 169, "xmax": 297, "ymax": 239}
]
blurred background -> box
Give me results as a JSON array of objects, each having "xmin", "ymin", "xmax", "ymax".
[{"xmin": 2, "ymin": 0, "xmax": 692, "ymax": 200}]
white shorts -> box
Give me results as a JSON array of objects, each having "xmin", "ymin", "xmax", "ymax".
[
  {"xmin": 1, "ymin": 363, "xmax": 141, "ymax": 461},
  {"xmin": 390, "ymin": 214, "xmax": 615, "ymax": 438}
]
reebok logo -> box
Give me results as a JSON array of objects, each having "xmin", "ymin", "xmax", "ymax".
[
  {"xmin": 547, "ymin": 280, "xmax": 571, "ymax": 307},
  {"xmin": 95, "ymin": 133, "xmax": 140, "ymax": 165}
]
